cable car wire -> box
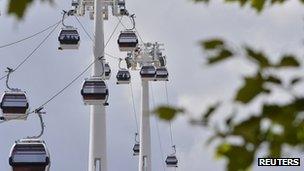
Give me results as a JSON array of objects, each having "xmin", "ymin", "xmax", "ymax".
[
  {"xmin": 164, "ymin": 83, "xmax": 178, "ymax": 170},
  {"xmin": 38, "ymin": 58, "xmax": 95, "ymax": 108},
  {"xmin": 0, "ymin": 13, "xmax": 121, "ymax": 123},
  {"xmin": 74, "ymin": 15, "xmax": 93, "ymax": 41},
  {"xmin": 116, "ymin": 16, "xmax": 146, "ymax": 48},
  {"xmin": 0, "ymin": 20, "xmax": 61, "ymax": 49},
  {"xmin": 0, "ymin": 21, "xmax": 61, "ymax": 81},
  {"xmin": 129, "ymin": 82, "xmax": 139, "ymax": 132},
  {"xmin": 150, "ymin": 85, "xmax": 166, "ymax": 171},
  {"xmin": 164, "ymin": 82, "xmax": 175, "ymax": 147},
  {"xmin": 34, "ymin": 16, "xmax": 123, "ymax": 111},
  {"xmin": 0, "ymin": 13, "xmax": 121, "ymax": 124},
  {"xmin": 74, "ymin": 15, "xmax": 121, "ymax": 60}
]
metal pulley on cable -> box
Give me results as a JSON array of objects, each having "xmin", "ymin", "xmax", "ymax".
[
  {"xmin": 9, "ymin": 139, "xmax": 51, "ymax": 171},
  {"xmin": 81, "ymin": 77, "xmax": 109, "ymax": 106}
]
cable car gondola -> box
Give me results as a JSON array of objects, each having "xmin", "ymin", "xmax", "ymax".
[
  {"xmin": 9, "ymin": 139, "xmax": 50, "ymax": 171},
  {"xmin": 140, "ymin": 66, "xmax": 156, "ymax": 81},
  {"xmin": 132, "ymin": 133, "xmax": 139, "ymax": 156},
  {"xmin": 165, "ymin": 155, "xmax": 178, "ymax": 167},
  {"xmin": 116, "ymin": 69, "xmax": 131, "ymax": 84},
  {"xmin": 117, "ymin": 31, "xmax": 138, "ymax": 52},
  {"xmin": 58, "ymin": 27, "xmax": 80, "ymax": 50},
  {"xmin": 0, "ymin": 91, "xmax": 29, "ymax": 120},
  {"xmin": 81, "ymin": 77, "xmax": 109, "ymax": 106},
  {"xmin": 165, "ymin": 145, "xmax": 178, "ymax": 167},
  {"xmin": 71, "ymin": 0, "xmax": 79, "ymax": 6},
  {"xmin": 104, "ymin": 63, "xmax": 111, "ymax": 80},
  {"xmin": 133, "ymin": 143, "xmax": 139, "ymax": 156},
  {"xmin": 155, "ymin": 67, "xmax": 169, "ymax": 81}
]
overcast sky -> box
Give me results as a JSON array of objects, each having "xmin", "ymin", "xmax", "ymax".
[{"xmin": 0, "ymin": 0, "xmax": 303, "ymax": 171}]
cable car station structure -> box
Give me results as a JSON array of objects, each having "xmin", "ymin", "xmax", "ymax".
[{"xmin": 0, "ymin": 0, "xmax": 177, "ymax": 171}]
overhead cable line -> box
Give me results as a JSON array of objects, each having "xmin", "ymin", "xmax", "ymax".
[
  {"xmin": 38, "ymin": 57, "xmax": 96, "ymax": 108},
  {"xmin": 151, "ymin": 85, "xmax": 166, "ymax": 171},
  {"xmin": 1, "ymin": 15, "xmax": 121, "ymax": 124},
  {"xmin": 0, "ymin": 21, "xmax": 61, "ymax": 81},
  {"xmin": 0, "ymin": 20, "xmax": 61, "ymax": 49},
  {"xmin": 75, "ymin": 15, "xmax": 121, "ymax": 60},
  {"xmin": 164, "ymin": 82, "xmax": 175, "ymax": 147},
  {"xmin": 129, "ymin": 82, "xmax": 139, "ymax": 132},
  {"xmin": 34, "ymin": 16, "xmax": 123, "ymax": 111},
  {"xmin": 74, "ymin": 15, "xmax": 93, "ymax": 41},
  {"xmin": 1, "ymin": 13, "xmax": 122, "ymax": 124}
]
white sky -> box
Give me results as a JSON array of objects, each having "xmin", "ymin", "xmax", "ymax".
[{"xmin": 0, "ymin": 0, "xmax": 303, "ymax": 171}]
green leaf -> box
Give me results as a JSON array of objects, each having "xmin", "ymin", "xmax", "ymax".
[
  {"xmin": 262, "ymin": 99, "xmax": 304, "ymax": 126},
  {"xmin": 268, "ymin": 137, "xmax": 282, "ymax": 157},
  {"xmin": 153, "ymin": 106, "xmax": 184, "ymax": 121},
  {"xmin": 235, "ymin": 73, "xmax": 268, "ymax": 103},
  {"xmin": 7, "ymin": 0, "xmax": 34, "ymax": 19},
  {"xmin": 262, "ymin": 104, "xmax": 294, "ymax": 126},
  {"xmin": 202, "ymin": 39, "xmax": 224, "ymax": 50},
  {"xmin": 251, "ymin": 0, "xmax": 266, "ymax": 12},
  {"xmin": 271, "ymin": 0, "xmax": 286, "ymax": 4},
  {"xmin": 225, "ymin": 0, "xmax": 249, "ymax": 6},
  {"xmin": 290, "ymin": 77, "xmax": 302, "ymax": 86},
  {"xmin": 232, "ymin": 116, "xmax": 262, "ymax": 144},
  {"xmin": 245, "ymin": 47, "xmax": 271, "ymax": 68},
  {"xmin": 225, "ymin": 114, "xmax": 236, "ymax": 127},
  {"xmin": 7, "ymin": 0, "xmax": 53, "ymax": 19},
  {"xmin": 217, "ymin": 144, "xmax": 254, "ymax": 171},
  {"xmin": 292, "ymin": 98, "xmax": 304, "ymax": 111},
  {"xmin": 208, "ymin": 49, "xmax": 233, "ymax": 64},
  {"xmin": 276, "ymin": 55, "xmax": 300, "ymax": 68},
  {"xmin": 195, "ymin": 0, "xmax": 292, "ymax": 12},
  {"xmin": 193, "ymin": 0, "xmax": 209, "ymax": 2},
  {"xmin": 201, "ymin": 103, "xmax": 220, "ymax": 125},
  {"xmin": 265, "ymin": 75, "xmax": 282, "ymax": 85}
]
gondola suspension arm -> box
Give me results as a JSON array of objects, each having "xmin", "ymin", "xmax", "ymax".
[
  {"xmin": 27, "ymin": 107, "xmax": 46, "ymax": 139},
  {"xmin": 5, "ymin": 67, "xmax": 19, "ymax": 91},
  {"xmin": 61, "ymin": 10, "xmax": 76, "ymax": 28}
]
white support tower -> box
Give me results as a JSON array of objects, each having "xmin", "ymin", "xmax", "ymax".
[
  {"xmin": 89, "ymin": 0, "xmax": 106, "ymax": 171},
  {"xmin": 129, "ymin": 42, "xmax": 166, "ymax": 171},
  {"xmin": 74, "ymin": 0, "xmax": 130, "ymax": 170},
  {"xmin": 139, "ymin": 80, "xmax": 151, "ymax": 171},
  {"xmin": 74, "ymin": 0, "xmax": 168, "ymax": 170}
]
